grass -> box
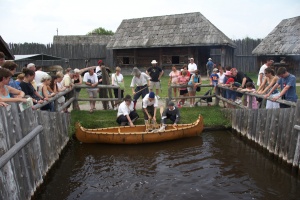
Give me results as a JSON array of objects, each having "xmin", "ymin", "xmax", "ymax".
[
  {"xmin": 70, "ymin": 105, "xmax": 231, "ymax": 135},
  {"xmin": 70, "ymin": 75, "xmax": 229, "ymax": 134}
]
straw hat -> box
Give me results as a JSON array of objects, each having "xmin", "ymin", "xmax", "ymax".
[{"xmin": 151, "ymin": 60, "xmax": 158, "ymax": 64}]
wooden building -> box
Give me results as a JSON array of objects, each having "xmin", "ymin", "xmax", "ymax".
[
  {"xmin": 252, "ymin": 16, "xmax": 300, "ymax": 76},
  {"xmin": 0, "ymin": 36, "xmax": 14, "ymax": 60},
  {"xmin": 106, "ymin": 12, "xmax": 236, "ymax": 74}
]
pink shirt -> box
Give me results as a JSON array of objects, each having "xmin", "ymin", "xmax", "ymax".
[
  {"xmin": 177, "ymin": 75, "xmax": 189, "ymax": 90},
  {"xmin": 169, "ymin": 70, "xmax": 180, "ymax": 84},
  {"xmin": 247, "ymin": 89, "xmax": 258, "ymax": 109}
]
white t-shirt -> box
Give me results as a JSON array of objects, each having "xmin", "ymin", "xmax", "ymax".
[
  {"xmin": 111, "ymin": 73, "xmax": 124, "ymax": 86},
  {"xmin": 188, "ymin": 63, "xmax": 197, "ymax": 75},
  {"xmin": 117, "ymin": 101, "xmax": 134, "ymax": 117},
  {"xmin": 35, "ymin": 70, "xmax": 49, "ymax": 87},
  {"xmin": 142, "ymin": 93, "xmax": 158, "ymax": 108},
  {"xmin": 130, "ymin": 72, "xmax": 150, "ymax": 87},
  {"xmin": 257, "ymin": 64, "xmax": 267, "ymax": 86},
  {"xmin": 95, "ymin": 66, "xmax": 101, "ymax": 73},
  {"xmin": 83, "ymin": 72, "xmax": 98, "ymax": 91},
  {"xmin": 217, "ymin": 72, "xmax": 225, "ymax": 84}
]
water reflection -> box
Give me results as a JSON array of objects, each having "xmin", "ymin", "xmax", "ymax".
[{"xmin": 33, "ymin": 131, "xmax": 300, "ymax": 200}]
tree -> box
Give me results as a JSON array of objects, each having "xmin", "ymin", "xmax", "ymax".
[{"xmin": 86, "ymin": 27, "xmax": 114, "ymax": 35}]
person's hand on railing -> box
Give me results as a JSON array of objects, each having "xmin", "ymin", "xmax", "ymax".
[
  {"xmin": 264, "ymin": 93, "xmax": 270, "ymax": 99},
  {"xmin": 272, "ymin": 95, "xmax": 281, "ymax": 102},
  {"xmin": 0, "ymin": 102, "xmax": 8, "ymax": 107}
]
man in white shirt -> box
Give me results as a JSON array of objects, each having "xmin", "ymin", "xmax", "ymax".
[
  {"xmin": 188, "ymin": 58, "xmax": 197, "ymax": 76},
  {"xmin": 257, "ymin": 58, "xmax": 274, "ymax": 86},
  {"xmin": 35, "ymin": 66, "xmax": 48, "ymax": 89},
  {"xmin": 130, "ymin": 67, "xmax": 151, "ymax": 109},
  {"xmin": 142, "ymin": 92, "xmax": 158, "ymax": 124},
  {"xmin": 116, "ymin": 95, "xmax": 139, "ymax": 126},
  {"xmin": 83, "ymin": 68, "xmax": 98, "ymax": 112}
]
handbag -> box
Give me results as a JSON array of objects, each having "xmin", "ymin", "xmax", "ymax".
[
  {"xmin": 118, "ymin": 82, "xmax": 125, "ymax": 90},
  {"xmin": 196, "ymin": 75, "xmax": 201, "ymax": 92}
]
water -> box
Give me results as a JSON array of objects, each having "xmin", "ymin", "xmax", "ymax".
[{"xmin": 33, "ymin": 131, "xmax": 300, "ymax": 200}]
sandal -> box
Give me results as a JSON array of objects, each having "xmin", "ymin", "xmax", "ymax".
[{"xmin": 89, "ymin": 109, "xmax": 94, "ymax": 113}]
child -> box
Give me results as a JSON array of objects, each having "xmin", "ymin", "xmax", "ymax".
[
  {"xmin": 210, "ymin": 68, "xmax": 219, "ymax": 93},
  {"xmin": 177, "ymin": 70, "xmax": 190, "ymax": 108},
  {"xmin": 240, "ymin": 82, "xmax": 258, "ymax": 109}
]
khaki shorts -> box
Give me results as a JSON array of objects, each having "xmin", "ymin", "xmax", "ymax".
[
  {"xmin": 87, "ymin": 89, "xmax": 98, "ymax": 98},
  {"xmin": 149, "ymin": 81, "xmax": 161, "ymax": 90}
]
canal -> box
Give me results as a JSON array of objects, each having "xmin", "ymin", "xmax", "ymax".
[{"xmin": 33, "ymin": 131, "xmax": 300, "ymax": 200}]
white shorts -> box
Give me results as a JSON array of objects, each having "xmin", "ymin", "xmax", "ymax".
[
  {"xmin": 266, "ymin": 93, "xmax": 280, "ymax": 109},
  {"xmin": 149, "ymin": 81, "xmax": 161, "ymax": 90}
]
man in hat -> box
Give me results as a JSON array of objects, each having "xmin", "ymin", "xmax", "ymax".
[
  {"xmin": 161, "ymin": 101, "xmax": 180, "ymax": 126},
  {"xmin": 206, "ymin": 58, "xmax": 214, "ymax": 78},
  {"xmin": 210, "ymin": 68, "xmax": 219, "ymax": 94},
  {"xmin": 142, "ymin": 91, "xmax": 158, "ymax": 124},
  {"xmin": 116, "ymin": 94, "xmax": 139, "ymax": 126},
  {"xmin": 130, "ymin": 67, "xmax": 151, "ymax": 109},
  {"xmin": 188, "ymin": 58, "xmax": 197, "ymax": 77},
  {"xmin": 146, "ymin": 60, "xmax": 164, "ymax": 99},
  {"xmin": 95, "ymin": 60, "xmax": 103, "ymax": 74}
]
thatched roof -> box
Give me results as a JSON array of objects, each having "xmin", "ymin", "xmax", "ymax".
[
  {"xmin": 0, "ymin": 36, "xmax": 14, "ymax": 60},
  {"xmin": 107, "ymin": 12, "xmax": 236, "ymax": 49},
  {"xmin": 252, "ymin": 16, "xmax": 300, "ymax": 55}
]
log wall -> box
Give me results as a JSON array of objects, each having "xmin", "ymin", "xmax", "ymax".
[
  {"xmin": 0, "ymin": 103, "xmax": 70, "ymax": 200},
  {"xmin": 231, "ymin": 100, "xmax": 300, "ymax": 171}
]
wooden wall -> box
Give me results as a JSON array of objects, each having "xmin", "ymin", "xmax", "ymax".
[
  {"xmin": 231, "ymin": 100, "xmax": 300, "ymax": 171},
  {"xmin": 0, "ymin": 103, "xmax": 70, "ymax": 200},
  {"xmin": 8, "ymin": 43, "xmax": 113, "ymax": 72},
  {"xmin": 8, "ymin": 38, "xmax": 263, "ymax": 74}
]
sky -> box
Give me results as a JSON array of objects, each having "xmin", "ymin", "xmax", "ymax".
[{"xmin": 1, "ymin": 0, "xmax": 299, "ymax": 44}]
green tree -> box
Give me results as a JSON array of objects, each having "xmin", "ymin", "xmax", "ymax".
[{"xmin": 86, "ymin": 27, "xmax": 114, "ymax": 35}]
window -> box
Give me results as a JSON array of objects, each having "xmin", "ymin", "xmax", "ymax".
[
  {"xmin": 123, "ymin": 57, "xmax": 130, "ymax": 64},
  {"xmin": 172, "ymin": 56, "xmax": 179, "ymax": 64}
]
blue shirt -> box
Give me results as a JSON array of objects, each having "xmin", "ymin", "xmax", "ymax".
[
  {"xmin": 210, "ymin": 73, "xmax": 219, "ymax": 83},
  {"xmin": 206, "ymin": 61, "xmax": 214, "ymax": 70},
  {"xmin": 277, "ymin": 73, "xmax": 298, "ymax": 102},
  {"xmin": 8, "ymin": 78, "xmax": 22, "ymax": 97}
]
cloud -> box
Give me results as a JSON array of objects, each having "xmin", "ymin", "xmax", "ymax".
[{"xmin": 1, "ymin": 0, "xmax": 299, "ymax": 43}]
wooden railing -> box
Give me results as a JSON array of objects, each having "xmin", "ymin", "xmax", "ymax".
[
  {"xmin": 0, "ymin": 103, "xmax": 70, "ymax": 200},
  {"xmin": 167, "ymin": 84, "xmax": 297, "ymax": 108}
]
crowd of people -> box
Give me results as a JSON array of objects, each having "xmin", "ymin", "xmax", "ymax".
[
  {"xmin": 218, "ymin": 58, "xmax": 298, "ymax": 109},
  {"xmin": 0, "ymin": 51, "xmax": 298, "ymax": 127}
]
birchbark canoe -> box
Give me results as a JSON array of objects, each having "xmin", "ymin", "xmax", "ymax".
[{"xmin": 75, "ymin": 115, "xmax": 204, "ymax": 144}]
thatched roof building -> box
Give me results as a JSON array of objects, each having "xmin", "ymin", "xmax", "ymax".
[
  {"xmin": 107, "ymin": 12, "xmax": 236, "ymax": 49},
  {"xmin": 107, "ymin": 12, "xmax": 236, "ymax": 73},
  {"xmin": 252, "ymin": 16, "xmax": 300, "ymax": 75},
  {"xmin": 0, "ymin": 36, "xmax": 14, "ymax": 60}
]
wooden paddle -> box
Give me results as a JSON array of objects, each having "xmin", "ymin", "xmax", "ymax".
[
  {"xmin": 135, "ymin": 86, "xmax": 148, "ymax": 94},
  {"xmin": 160, "ymin": 106, "xmax": 164, "ymax": 118}
]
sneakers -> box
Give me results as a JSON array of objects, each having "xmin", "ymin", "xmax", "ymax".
[
  {"xmin": 158, "ymin": 125, "xmax": 166, "ymax": 132},
  {"xmin": 177, "ymin": 101, "xmax": 182, "ymax": 108},
  {"xmin": 156, "ymin": 95, "xmax": 161, "ymax": 99},
  {"xmin": 235, "ymin": 99, "xmax": 242, "ymax": 104}
]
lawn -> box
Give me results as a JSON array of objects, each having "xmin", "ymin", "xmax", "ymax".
[{"xmin": 70, "ymin": 71, "xmax": 299, "ymax": 134}]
